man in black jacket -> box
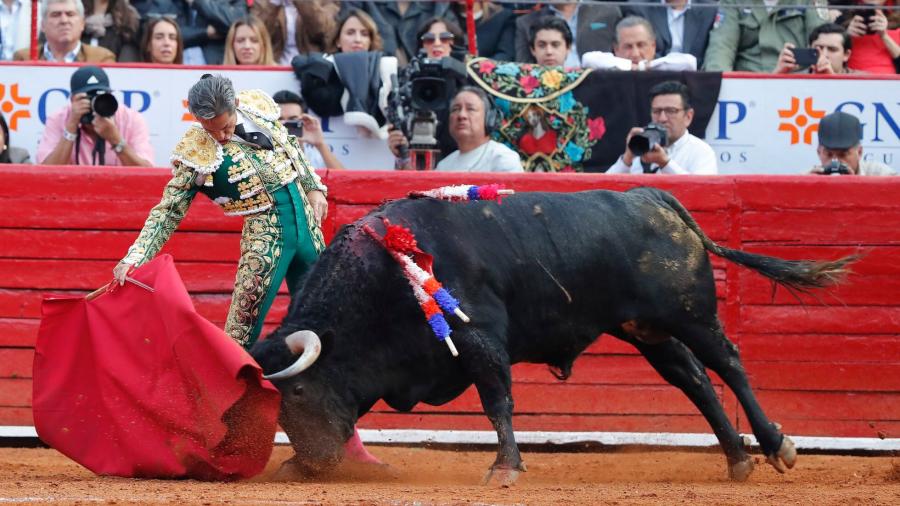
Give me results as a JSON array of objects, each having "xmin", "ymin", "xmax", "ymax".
[
  {"xmin": 131, "ymin": 0, "xmax": 247, "ymax": 65},
  {"xmin": 624, "ymin": 0, "xmax": 717, "ymax": 69}
]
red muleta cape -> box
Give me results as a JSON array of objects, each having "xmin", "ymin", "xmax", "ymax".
[{"xmin": 33, "ymin": 254, "xmax": 281, "ymax": 480}]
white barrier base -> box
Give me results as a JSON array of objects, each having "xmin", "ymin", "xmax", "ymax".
[{"xmin": 5, "ymin": 426, "xmax": 896, "ymax": 451}]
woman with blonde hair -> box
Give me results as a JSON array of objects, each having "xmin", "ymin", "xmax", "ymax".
[
  {"xmin": 141, "ymin": 16, "xmax": 184, "ymax": 64},
  {"xmin": 223, "ymin": 17, "xmax": 275, "ymax": 65},
  {"xmin": 330, "ymin": 8, "xmax": 383, "ymax": 53}
]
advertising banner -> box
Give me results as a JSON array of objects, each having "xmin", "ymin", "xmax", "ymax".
[{"xmin": 1, "ymin": 64, "xmax": 897, "ymax": 173}]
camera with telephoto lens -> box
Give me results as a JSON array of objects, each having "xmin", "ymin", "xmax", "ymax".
[
  {"xmin": 80, "ymin": 90, "xmax": 119, "ymax": 125},
  {"xmin": 820, "ymin": 158, "xmax": 852, "ymax": 176},
  {"xmin": 628, "ymin": 123, "xmax": 668, "ymax": 156},
  {"xmin": 282, "ymin": 120, "xmax": 304, "ymax": 139}
]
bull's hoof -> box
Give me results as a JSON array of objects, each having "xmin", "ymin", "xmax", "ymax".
[
  {"xmin": 766, "ymin": 435, "xmax": 797, "ymax": 474},
  {"xmin": 482, "ymin": 465, "xmax": 524, "ymax": 487},
  {"xmin": 728, "ymin": 456, "xmax": 755, "ymax": 482},
  {"xmin": 270, "ymin": 457, "xmax": 311, "ymax": 482}
]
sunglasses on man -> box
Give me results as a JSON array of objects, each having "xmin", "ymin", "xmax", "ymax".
[{"xmin": 420, "ymin": 32, "xmax": 455, "ymax": 44}]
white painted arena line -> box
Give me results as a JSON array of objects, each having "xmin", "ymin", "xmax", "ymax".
[{"xmin": 4, "ymin": 426, "xmax": 897, "ymax": 451}]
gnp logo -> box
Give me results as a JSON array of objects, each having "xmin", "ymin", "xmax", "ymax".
[
  {"xmin": 0, "ymin": 83, "xmax": 32, "ymax": 130},
  {"xmin": 35, "ymin": 88, "xmax": 152, "ymax": 123},
  {"xmin": 716, "ymin": 98, "xmax": 900, "ymax": 144},
  {"xmin": 777, "ymin": 97, "xmax": 825, "ymax": 145}
]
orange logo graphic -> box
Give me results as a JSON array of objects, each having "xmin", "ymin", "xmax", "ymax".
[
  {"xmin": 0, "ymin": 83, "xmax": 32, "ymax": 130},
  {"xmin": 182, "ymin": 99, "xmax": 196, "ymax": 122},
  {"xmin": 778, "ymin": 97, "xmax": 825, "ymax": 145}
]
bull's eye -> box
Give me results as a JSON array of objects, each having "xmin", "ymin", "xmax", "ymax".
[{"xmin": 293, "ymin": 384, "xmax": 304, "ymax": 396}]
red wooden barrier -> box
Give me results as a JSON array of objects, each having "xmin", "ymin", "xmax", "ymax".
[{"xmin": 2, "ymin": 166, "xmax": 899, "ymax": 439}]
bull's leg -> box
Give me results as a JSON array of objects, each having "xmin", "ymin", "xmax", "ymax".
[
  {"xmin": 616, "ymin": 332, "xmax": 754, "ymax": 481},
  {"xmin": 458, "ymin": 328, "xmax": 524, "ymax": 487},
  {"xmin": 674, "ymin": 320, "xmax": 796, "ymax": 474}
]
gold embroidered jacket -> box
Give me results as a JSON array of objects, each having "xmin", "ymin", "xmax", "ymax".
[{"xmin": 122, "ymin": 89, "xmax": 327, "ymax": 266}]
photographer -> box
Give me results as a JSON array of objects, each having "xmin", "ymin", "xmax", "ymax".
[
  {"xmin": 607, "ymin": 80, "xmax": 717, "ymax": 174},
  {"xmin": 810, "ymin": 111, "xmax": 895, "ymax": 176},
  {"xmin": 837, "ymin": 1, "xmax": 900, "ymax": 74},
  {"xmin": 272, "ymin": 90, "xmax": 345, "ymax": 170},
  {"xmin": 38, "ymin": 66, "xmax": 153, "ymax": 166},
  {"xmin": 387, "ymin": 17, "xmax": 467, "ymax": 170}
]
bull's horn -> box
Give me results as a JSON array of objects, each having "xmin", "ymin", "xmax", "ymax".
[{"xmin": 262, "ymin": 330, "xmax": 322, "ymax": 380}]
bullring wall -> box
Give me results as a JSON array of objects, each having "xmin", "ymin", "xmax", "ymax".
[{"xmin": 1, "ymin": 166, "xmax": 898, "ymax": 440}]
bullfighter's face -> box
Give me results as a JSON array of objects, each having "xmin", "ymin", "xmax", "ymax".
[{"xmin": 198, "ymin": 101, "xmax": 239, "ymax": 145}]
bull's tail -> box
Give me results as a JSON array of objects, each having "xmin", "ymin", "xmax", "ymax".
[{"xmin": 651, "ymin": 189, "xmax": 857, "ymax": 292}]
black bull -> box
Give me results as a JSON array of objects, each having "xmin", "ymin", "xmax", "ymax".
[{"xmin": 251, "ymin": 187, "xmax": 853, "ymax": 484}]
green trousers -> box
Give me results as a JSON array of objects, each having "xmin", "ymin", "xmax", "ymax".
[{"xmin": 225, "ymin": 184, "xmax": 319, "ymax": 349}]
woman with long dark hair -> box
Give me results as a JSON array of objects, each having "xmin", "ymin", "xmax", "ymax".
[{"xmin": 82, "ymin": 0, "xmax": 142, "ymax": 61}]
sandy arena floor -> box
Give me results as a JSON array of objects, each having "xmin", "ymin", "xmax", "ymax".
[{"xmin": 1, "ymin": 445, "xmax": 898, "ymax": 505}]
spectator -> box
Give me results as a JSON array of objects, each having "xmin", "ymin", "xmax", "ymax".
[
  {"xmin": 251, "ymin": 0, "xmax": 337, "ymax": 64},
  {"xmin": 624, "ymin": 0, "xmax": 717, "ymax": 68},
  {"xmin": 329, "ymin": 8, "xmax": 382, "ymax": 53},
  {"xmin": 140, "ymin": 15, "xmax": 182, "ymax": 64},
  {"xmin": 435, "ymin": 86, "xmax": 523, "ymax": 172},
  {"xmin": 272, "ymin": 90, "xmax": 345, "ymax": 170},
  {"xmin": 515, "ymin": 1, "xmax": 622, "ymax": 66},
  {"xmin": 1, "ymin": 0, "xmax": 39, "ymax": 61},
  {"xmin": 222, "ymin": 16, "xmax": 274, "ymax": 65},
  {"xmin": 775, "ymin": 23, "xmax": 857, "ymax": 74},
  {"xmin": 453, "ymin": 1, "xmax": 515, "ymax": 61},
  {"xmin": 582, "ymin": 15, "xmax": 697, "ymax": 70},
  {"xmin": 14, "ymin": 0, "xmax": 114, "ymax": 61},
  {"xmin": 81, "ymin": 0, "xmax": 140, "ymax": 61},
  {"xmin": 810, "ymin": 111, "xmax": 895, "ymax": 175},
  {"xmin": 417, "ymin": 16, "xmax": 463, "ymax": 60},
  {"xmin": 37, "ymin": 65, "xmax": 153, "ymax": 166},
  {"xmin": 341, "ymin": 1, "xmax": 461, "ymax": 65},
  {"xmin": 607, "ymin": 80, "xmax": 717, "ymax": 174},
  {"xmin": 131, "ymin": 0, "xmax": 246, "ymax": 65},
  {"xmin": 703, "ymin": 0, "xmax": 827, "ymax": 72},
  {"xmin": 838, "ymin": 0, "xmax": 900, "ymax": 74},
  {"xmin": 528, "ymin": 15, "xmax": 572, "ymax": 67},
  {"xmin": 0, "ymin": 111, "xmax": 31, "ymax": 164}
]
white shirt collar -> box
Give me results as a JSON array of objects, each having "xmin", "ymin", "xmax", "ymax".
[{"xmin": 43, "ymin": 41, "xmax": 81, "ymax": 62}]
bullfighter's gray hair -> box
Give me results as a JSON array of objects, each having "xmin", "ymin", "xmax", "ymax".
[
  {"xmin": 187, "ymin": 74, "xmax": 236, "ymax": 120},
  {"xmin": 43, "ymin": 0, "xmax": 85, "ymax": 20},
  {"xmin": 614, "ymin": 16, "xmax": 656, "ymax": 45}
]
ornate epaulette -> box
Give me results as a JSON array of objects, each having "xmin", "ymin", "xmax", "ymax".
[
  {"xmin": 170, "ymin": 125, "xmax": 223, "ymax": 175},
  {"xmin": 237, "ymin": 89, "xmax": 280, "ymax": 123}
]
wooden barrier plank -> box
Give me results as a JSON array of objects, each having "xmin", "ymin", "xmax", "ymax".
[
  {"xmin": 0, "ymin": 229, "xmax": 242, "ymax": 262},
  {"xmin": 512, "ymin": 356, "xmax": 724, "ymax": 386},
  {"xmin": 745, "ymin": 362, "xmax": 900, "ymax": 391},
  {"xmin": 739, "ymin": 274, "xmax": 900, "ymax": 306},
  {"xmin": 0, "ymin": 379, "xmax": 31, "ymax": 405},
  {"xmin": 739, "ymin": 245, "xmax": 899, "ymax": 275},
  {"xmin": 0, "ymin": 349, "xmax": 32, "ymax": 378},
  {"xmin": 358, "ymin": 413, "xmax": 714, "ymax": 433},
  {"xmin": 0, "ymin": 407, "xmax": 33, "ymax": 426},
  {"xmin": 0, "ymin": 318, "xmax": 38, "ymax": 347},
  {"xmin": 746, "ymin": 419, "xmax": 900, "ymax": 439},
  {"xmin": 738, "ymin": 334, "xmax": 900, "ymax": 363},
  {"xmin": 735, "ymin": 177, "xmax": 900, "ymax": 211},
  {"xmin": 741, "ymin": 210, "xmax": 900, "ymax": 244},
  {"xmin": 751, "ymin": 390, "xmax": 900, "ymax": 421},
  {"xmin": 370, "ymin": 384, "xmax": 720, "ymax": 416},
  {"xmin": 738, "ymin": 306, "xmax": 900, "ymax": 334}
]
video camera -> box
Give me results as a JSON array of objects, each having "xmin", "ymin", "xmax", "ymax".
[
  {"xmin": 628, "ymin": 123, "xmax": 668, "ymax": 157},
  {"xmin": 387, "ymin": 55, "xmax": 467, "ymax": 170},
  {"xmin": 80, "ymin": 90, "xmax": 119, "ymax": 125}
]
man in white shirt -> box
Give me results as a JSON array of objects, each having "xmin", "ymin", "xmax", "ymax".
[
  {"xmin": 607, "ymin": 80, "xmax": 717, "ymax": 174},
  {"xmin": 435, "ymin": 87, "xmax": 523, "ymax": 173},
  {"xmin": 582, "ymin": 16, "xmax": 697, "ymax": 71}
]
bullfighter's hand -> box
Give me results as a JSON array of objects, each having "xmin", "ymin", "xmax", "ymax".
[
  {"xmin": 307, "ymin": 190, "xmax": 328, "ymax": 224},
  {"xmin": 622, "ymin": 127, "xmax": 644, "ymax": 166},
  {"xmin": 92, "ymin": 115, "xmax": 122, "ymax": 145},
  {"xmin": 640, "ymin": 143, "xmax": 669, "ymax": 169},
  {"xmin": 66, "ymin": 93, "xmax": 92, "ymax": 134},
  {"xmin": 113, "ymin": 261, "xmax": 133, "ymax": 286}
]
